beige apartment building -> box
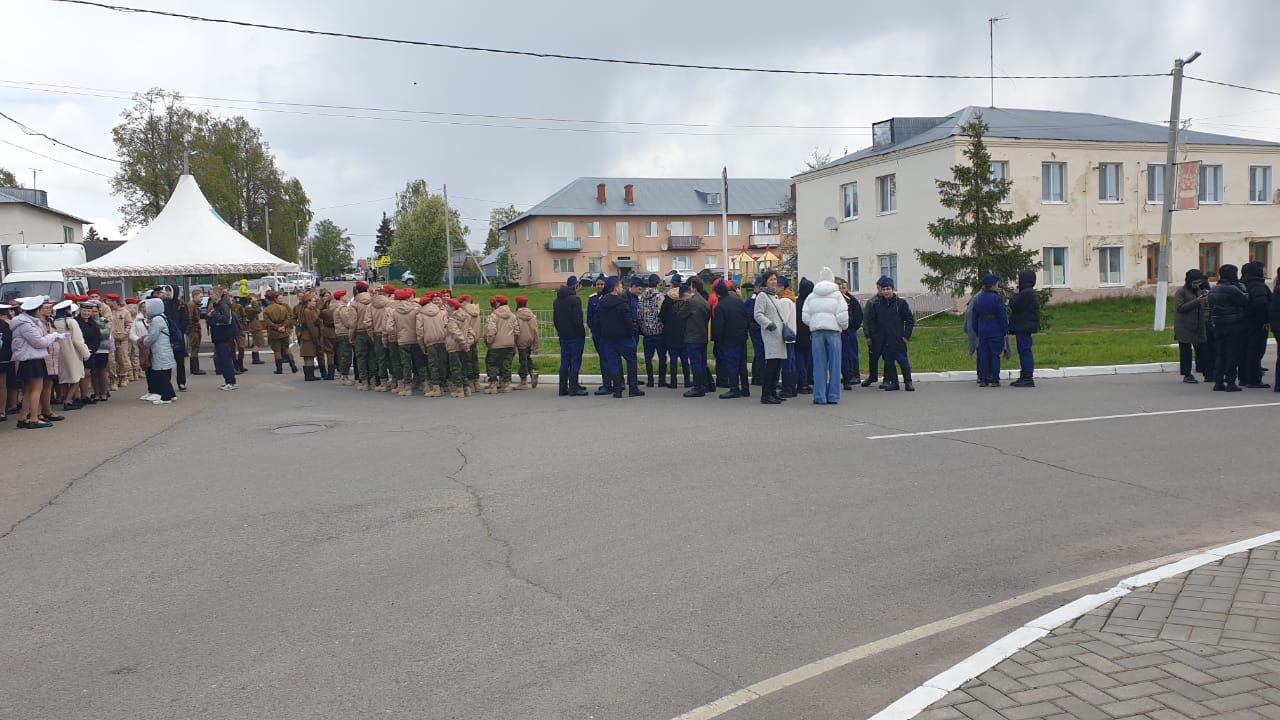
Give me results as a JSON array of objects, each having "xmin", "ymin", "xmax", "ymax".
[
  {"xmin": 795, "ymin": 107, "xmax": 1280, "ymax": 299},
  {"xmin": 501, "ymin": 177, "xmax": 793, "ymax": 287}
]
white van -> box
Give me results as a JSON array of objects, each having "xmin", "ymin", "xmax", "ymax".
[{"xmin": 0, "ymin": 244, "xmax": 89, "ymax": 304}]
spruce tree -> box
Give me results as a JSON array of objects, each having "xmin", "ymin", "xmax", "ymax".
[{"xmin": 374, "ymin": 213, "xmax": 394, "ymax": 257}]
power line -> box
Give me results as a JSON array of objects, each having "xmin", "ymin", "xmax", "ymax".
[
  {"xmin": 0, "ymin": 138, "xmax": 113, "ymax": 177},
  {"xmin": 1186, "ymin": 76, "xmax": 1280, "ymax": 98},
  {"xmin": 0, "ymin": 110, "xmax": 120, "ymax": 162},
  {"xmin": 47, "ymin": 0, "xmax": 1168, "ymax": 81}
]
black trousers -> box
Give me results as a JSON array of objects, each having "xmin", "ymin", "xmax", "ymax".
[
  {"xmin": 146, "ymin": 368, "xmax": 176, "ymax": 400},
  {"xmin": 1178, "ymin": 342, "xmax": 1207, "ymax": 377},
  {"xmin": 1213, "ymin": 326, "xmax": 1245, "ymax": 386},
  {"xmin": 761, "ymin": 358, "xmax": 781, "ymax": 399},
  {"xmin": 1242, "ymin": 324, "xmax": 1269, "ymax": 385}
]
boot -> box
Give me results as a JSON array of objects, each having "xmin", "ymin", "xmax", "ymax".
[
  {"xmin": 628, "ymin": 378, "xmax": 645, "ymax": 397},
  {"xmin": 398, "ymin": 381, "xmax": 414, "ymax": 397},
  {"xmin": 485, "ymin": 379, "xmax": 498, "ymax": 395},
  {"xmin": 288, "ymin": 356, "xmax": 298, "ymax": 374},
  {"xmin": 274, "ymin": 360, "xmax": 284, "ymax": 375},
  {"xmin": 530, "ymin": 370, "xmax": 539, "ymax": 389},
  {"xmin": 515, "ymin": 378, "xmax": 529, "ymax": 390},
  {"xmin": 463, "ymin": 382, "xmax": 474, "ymax": 397},
  {"xmin": 1011, "ymin": 375, "xmax": 1036, "ymax": 388},
  {"xmin": 657, "ymin": 359, "xmax": 667, "ymax": 387},
  {"xmin": 358, "ymin": 379, "xmax": 370, "ymax": 391},
  {"xmin": 190, "ymin": 357, "xmax": 206, "ymax": 375},
  {"xmin": 498, "ymin": 380, "xmax": 512, "ymax": 393},
  {"xmin": 903, "ymin": 368, "xmax": 915, "ymax": 392},
  {"xmin": 428, "ymin": 383, "xmax": 444, "ymax": 398},
  {"xmin": 470, "ymin": 379, "xmax": 480, "ymax": 395},
  {"xmin": 740, "ymin": 384, "xmax": 751, "ymax": 398},
  {"xmin": 452, "ymin": 383, "xmax": 466, "ymax": 399},
  {"xmin": 251, "ymin": 351, "xmax": 265, "ymax": 365},
  {"xmin": 719, "ymin": 387, "xmax": 743, "ymax": 399},
  {"xmin": 559, "ymin": 371, "xmax": 569, "ymax": 397},
  {"xmin": 303, "ymin": 366, "xmax": 319, "ymax": 381},
  {"xmin": 780, "ymin": 372, "xmax": 797, "ymax": 398},
  {"xmin": 646, "ymin": 370, "xmax": 655, "ymax": 388},
  {"xmin": 374, "ymin": 378, "xmax": 390, "ymax": 392},
  {"xmin": 613, "ymin": 374, "xmax": 624, "ymax": 399},
  {"xmin": 595, "ymin": 376, "xmax": 614, "ymax": 395},
  {"xmin": 317, "ymin": 358, "xmax": 329, "ymax": 380},
  {"xmin": 339, "ymin": 375, "xmax": 351, "ymax": 386},
  {"xmin": 860, "ymin": 374, "xmax": 878, "ymax": 388},
  {"xmin": 569, "ymin": 372, "xmax": 589, "ymax": 396}
]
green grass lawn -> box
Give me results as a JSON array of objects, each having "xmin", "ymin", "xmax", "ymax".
[{"xmin": 390, "ymin": 285, "xmax": 1178, "ymax": 376}]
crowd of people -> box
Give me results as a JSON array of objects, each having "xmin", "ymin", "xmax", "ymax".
[{"xmin": 1173, "ymin": 261, "xmax": 1280, "ymax": 392}]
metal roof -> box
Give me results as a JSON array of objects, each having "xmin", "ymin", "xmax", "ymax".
[
  {"xmin": 798, "ymin": 106, "xmax": 1280, "ymax": 179},
  {"xmin": 501, "ymin": 177, "xmax": 792, "ymax": 230},
  {"xmin": 0, "ymin": 188, "xmax": 92, "ymax": 224}
]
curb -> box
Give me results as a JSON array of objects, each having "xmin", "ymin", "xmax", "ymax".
[{"xmin": 867, "ymin": 530, "xmax": 1280, "ymax": 720}]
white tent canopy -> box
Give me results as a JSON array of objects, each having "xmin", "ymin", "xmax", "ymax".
[{"xmin": 63, "ymin": 174, "xmax": 299, "ymax": 277}]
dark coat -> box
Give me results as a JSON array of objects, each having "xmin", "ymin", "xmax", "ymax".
[
  {"xmin": 865, "ymin": 294, "xmax": 915, "ymax": 354},
  {"xmin": 77, "ymin": 315, "xmax": 102, "ymax": 354},
  {"xmin": 587, "ymin": 293, "xmax": 604, "ymax": 337},
  {"xmin": 660, "ymin": 295, "xmax": 685, "ymax": 349},
  {"xmin": 1173, "ymin": 285, "xmax": 1209, "ymax": 344},
  {"xmin": 1209, "ymin": 269, "xmax": 1249, "ymax": 330},
  {"xmin": 0, "ymin": 317, "xmax": 11, "ymax": 363},
  {"xmin": 1271, "ymin": 285, "xmax": 1280, "ymax": 333},
  {"xmin": 209, "ymin": 297, "xmax": 241, "ymax": 343},
  {"xmin": 842, "ymin": 292, "xmax": 864, "ymax": 335},
  {"xmin": 711, "ymin": 292, "xmax": 749, "ymax": 346},
  {"xmin": 678, "ymin": 292, "xmax": 711, "ymax": 346},
  {"xmin": 794, "ymin": 277, "xmax": 814, "ymax": 353},
  {"xmin": 1242, "ymin": 262, "xmax": 1272, "ymax": 327},
  {"xmin": 972, "ymin": 288, "xmax": 1009, "ymax": 339},
  {"xmin": 745, "ymin": 297, "xmax": 764, "ymax": 347},
  {"xmin": 597, "ymin": 293, "xmax": 634, "ymax": 342},
  {"xmin": 1009, "ymin": 270, "xmax": 1041, "ymax": 334},
  {"xmin": 553, "ymin": 286, "xmax": 586, "ymax": 341}
]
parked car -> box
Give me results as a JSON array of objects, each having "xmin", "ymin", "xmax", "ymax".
[
  {"xmin": 400, "ymin": 270, "xmax": 416, "ymax": 286},
  {"xmin": 260, "ymin": 275, "xmax": 296, "ymax": 294},
  {"xmin": 578, "ymin": 272, "xmax": 602, "ymax": 285}
]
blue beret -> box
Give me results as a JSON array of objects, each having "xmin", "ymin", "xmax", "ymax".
[
  {"xmin": 566, "ymin": 275, "xmax": 579, "ymax": 287},
  {"xmin": 778, "ymin": 276, "xmax": 790, "ymax": 288},
  {"xmin": 629, "ymin": 275, "xmax": 645, "ymax": 287},
  {"xmin": 670, "ymin": 273, "xmax": 682, "ymax": 286},
  {"xmin": 878, "ymin": 275, "xmax": 894, "ymax": 288},
  {"xmin": 604, "ymin": 276, "xmax": 620, "ymax": 292},
  {"xmin": 982, "ymin": 274, "xmax": 1000, "ymax": 287}
]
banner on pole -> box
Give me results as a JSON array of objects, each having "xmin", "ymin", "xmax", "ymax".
[{"xmin": 1174, "ymin": 161, "xmax": 1201, "ymax": 211}]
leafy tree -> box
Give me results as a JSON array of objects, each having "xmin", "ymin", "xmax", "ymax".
[
  {"xmin": 916, "ymin": 116, "xmax": 1041, "ymax": 297},
  {"xmin": 496, "ymin": 247, "xmax": 521, "ymax": 286},
  {"xmin": 311, "ymin": 219, "xmax": 354, "ymax": 277},
  {"xmin": 110, "ymin": 88, "xmax": 210, "ymax": 231},
  {"xmin": 484, "ymin": 204, "xmax": 521, "ymax": 254},
  {"xmin": 374, "ymin": 213, "xmax": 394, "ymax": 257},
  {"xmin": 84, "ymin": 226, "xmax": 101, "ymax": 242},
  {"xmin": 0, "ymin": 167, "xmax": 19, "ymax": 187},
  {"xmin": 391, "ymin": 179, "xmax": 468, "ymax": 285}
]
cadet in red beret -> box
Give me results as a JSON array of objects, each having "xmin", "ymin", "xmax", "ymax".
[
  {"xmin": 105, "ymin": 293, "xmax": 121, "ymax": 302},
  {"xmin": 390, "ymin": 288, "xmax": 421, "ymax": 395},
  {"xmin": 513, "ymin": 296, "xmax": 540, "ymax": 389},
  {"xmin": 483, "ymin": 293, "xmax": 520, "ymax": 393},
  {"xmin": 415, "ymin": 291, "xmax": 447, "ymax": 397},
  {"xmin": 444, "ymin": 297, "xmax": 471, "ymax": 398}
]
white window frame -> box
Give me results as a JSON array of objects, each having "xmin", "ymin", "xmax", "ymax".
[
  {"xmin": 843, "ymin": 257, "xmax": 860, "ymax": 292},
  {"xmin": 704, "ymin": 255, "xmax": 718, "ymax": 269},
  {"xmin": 1147, "ymin": 164, "xmax": 1165, "ymax": 204},
  {"xmin": 1098, "ymin": 163, "xmax": 1124, "ymax": 203},
  {"xmin": 644, "ymin": 221, "xmax": 659, "ymax": 237},
  {"xmin": 783, "ymin": 218, "xmax": 795, "ymax": 234},
  {"xmin": 1199, "ymin": 164, "xmax": 1224, "ymax": 204},
  {"xmin": 551, "ymin": 221, "xmax": 574, "ymax": 238},
  {"xmin": 841, "ymin": 181, "xmax": 859, "ymax": 220},
  {"xmin": 1042, "ymin": 246, "xmax": 1069, "ymax": 288},
  {"xmin": 63, "ymin": 226, "xmax": 74, "ymax": 243},
  {"xmin": 727, "ymin": 220, "xmax": 741, "ymax": 236},
  {"xmin": 616, "ymin": 221, "xmax": 631, "ymax": 246},
  {"xmin": 553, "ymin": 258, "xmax": 576, "ymax": 274},
  {"xmin": 705, "ymin": 220, "xmax": 716, "ymax": 236},
  {"xmin": 1042, "ymin": 162, "xmax": 1066, "ymax": 203},
  {"xmin": 1249, "ymin": 165, "xmax": 1273, "ymax": 204},
  {"xmin": 523, "ymin": 226, "xmax": 530, "ymax": 242},
  {"xmin": 645, "ymin": 257, "xmax": 661, "ymax": 273},
  {"xmin": 877, "ymin": 253, "xmax": 898, "ymax": 285},
  {"xmin": 1098, "ymin": 246, "xmax": 1124, "ymax": 286},
  {"xmin": 669, "ymin": 220, "xmax": 693, "ymax": 236},
  {"xmin": 588, "ymin": 257, "xmax": 602, "ymax": 274},
  {"xmin": 672, "ymin": 255, "xmax": 692, "ymax": 272},
  {"xmin": 587, "ymin": 221, "xmax": 601, "ymax": 237},
  {"xmin": 752, "ymin": 218, "xmax": 775, "ymax": 235},
  {"xmin": 990, "ymin": 161, "xmax": 1010, "ymax": 203},
  {"xmin": 876, "ymin": 174, "xmax": 897, "ymax": 215}
]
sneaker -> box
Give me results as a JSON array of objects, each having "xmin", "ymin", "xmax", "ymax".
[
  {"xmin": 1182, "ymin": 375, "xmax": 1198, "ymax": 384},
  {"xmin": 140, "ymin": 393, "xmax": 160, "ymax": 401},
  {"xmin": 152, "ymin": 398, "xmax": 173, "ymax": 405},
  {"xmin": 218, "ymin": 383, "xmax": 235, "ymax": 391}
]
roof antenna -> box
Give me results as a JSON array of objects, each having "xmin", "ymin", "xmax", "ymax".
[{"xmin": 988, "ymin": 16, "xmax": 1008, "ymax": 108}]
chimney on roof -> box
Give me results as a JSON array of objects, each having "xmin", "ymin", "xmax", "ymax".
[
  {"xmin": 597, "ymin": 183, "xmax": 607, "ymax": 205},
  {"xmin": 790, "ymin": 183, "xmax": 797, "ymax": 204},
  {"xmin": 624, "ymin": 184, "xmax": 634, "ymax": 205}
]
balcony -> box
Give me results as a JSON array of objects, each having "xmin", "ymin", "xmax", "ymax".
[
  {"xmin": 667, "ymin": 235, "xmax": 701, "ymax": 250},
  {"xmin": 749, "ymin": 234, "xmax": 781, "ymax": 248},
  {"xmin": 545, "ymin": 236, "xmax": 582, "ymax": 251}
]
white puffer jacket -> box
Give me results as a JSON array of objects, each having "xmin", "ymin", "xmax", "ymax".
[{"xmin": 802, "ymin": 267, "xmax": 850, "ymax": 333}]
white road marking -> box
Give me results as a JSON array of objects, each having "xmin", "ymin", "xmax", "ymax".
[
  {"xmin": 866, "ymin": 402, "xmax": 1280, "ymax": 440},
  {"xmin": 668, "ymin": 548, "xmax": 1198, "ymax": 720}
]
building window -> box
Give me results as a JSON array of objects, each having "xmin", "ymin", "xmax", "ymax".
[
  {"xmin": 1147, "ymin": 164, "xmax": 1165, "ymax": 203},
  {"xmin": 1250, "ymin": 240, "xmax": 1272, "ymax": 274},
  {"xmin": 1042, "ymin": 247, "xmax": 1069, "ymax": 287},
  {"xmin": 843, "ymin": 258, "xmax": 860, "ymax": 291},
  {"xmin": 669, "ymin": 220, "xmax": 692, "ymax": 236},
  {"xmin": 63, "ymin": 226, "xmax": 74, "ymax": 243},
  {"xmin": 523, "ymin": 226, "xmax": 530, "ymax": 242},
  {"xmin": 588, "ymin": 258, "xmax": 602, "ymax": 274},
  {"xmin": 727, "ymin": 220, "xmax": 741, "ymax": 236},
  {"xmin": 644, "ymin": 221, "xmax": 658, "ymax": 237},
  {"xmin": 646, "ymin": 257, "xmax": 660, "ymax": 273},
  {"xmin": 1199, "ymin": 164, "xmax": 1224, "ymax": 203},
  {"xmin": 706, "ymin": 192, "xmax": 720, "ymax": 205},
  {"xmin": 1098, "ymin": 163, "xmax": 1124, "ymax": 202},
  {"xmin": 617, "ymin": 221, "xmax": 631, "ymax": 246},
  {"xmin": 587, "ymin": 221, "xmax": 601, "ymax": 237},
  {"xmin": 990, "ymin": 161, "xmax": 1009, "ymax": 202},
  {"xmin": 841, "ymin": 181, "xmax": 859, "ymax": 220},
  {"xmin": 672, "ymin": 256, "xmax": 692, "ymax": 271},
  {"xmin": 1042, "ymin": 162, "xmax": 1066, "ymax": 202},
  {"xmin": 551, "ymin": 221, "xmax": 573, "ymax": 238},
  {"xmin": 1146, "ymin": 243, "xmax": 1160, "ymax": 284},
  {"xmin": 877, "ymin": 254, "xmax": 897, "ymax": 285},
  {"xmin": 783, "ymin": 218, "xmax": 795, "ymax": 234},
  {"xmin": 553, "ymin": 258, "xmax": 575, "ymax": 273},
  {"xmin": 752, "ymin": 218, "xmax": 775, "ymax": 234},
  {"xmin": 704, "ymin": 255, "xmax": 718, "ymax": 269},
  {"xmin": 1250, "ymin": 166, "xmax": 1273, "ymax": 204},
  {"xmin": 1199, "ymin": 242, "xmax": 1222, "ymax": 280},
  {"xmin": 877, "ymin": 174, "xmax": 897, "ymax": 214},
  {"xmin": 528, "ymin": 260, "xmax": 533, "ymax": 277},
  {"xmin": 705, "ymin": 220, "xmax": 716, "ymax": 236},
  {"xmin": 1098, "ymin": 246, "xmax": 1124, "ymax": 286}
]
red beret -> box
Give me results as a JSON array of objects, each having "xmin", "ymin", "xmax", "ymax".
[
  {"xmin": 105, "ymin": 293, "xmax": 121, "ymax": 301},
  {"xmin": 447, "ymin": 299, "xmax": 462, "ymax": 310},
  {"xmin": 87, "ymin": 289, "xmax": 101, "ymax": 296},
  {"xmin": 421, "ymin": 291, "xmax": 437, "ymax": 300},
  {"xmin": 355, "ymin": 281, "xmax": 369, "ymax": 290},
  {"xmin": 459, "ymin": 294, "xmax": 473, "ymax": 302},
  {"xmin": 439, "ymin": 288, "xmax": 453, "ymax": 297},
  {"xmin": 515, "ymin": 296, "xmax": 528, "ymax": 305},
  {"xmin": 64, "ymin": 293, "xmax": 77, "ymax": 300},
  {"xmin": 333, "ymin": 290, "xmax": 347, "ymax": 299},
  {"xmin": 381, "ymin": 284, "xmax": 396, "ymax": 294},
  {"xmin": 125, "ymin": 297, "xmax": 141, "ymax": 304},
  {"xmin": 394, "ymin": 288, "xmax": 413, "ymax": 300},
  {"xmin": 418, "ymin": 296, "xmax": 430, "ymax": 306}
]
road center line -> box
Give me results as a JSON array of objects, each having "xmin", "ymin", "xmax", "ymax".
[
  {"xmin": 668, "ymin": 548, "xmax": 1200, "ymax": 720},
  {"xmin": 865, "ymin": 402, "xmax": 1280, "ymax": 440}
]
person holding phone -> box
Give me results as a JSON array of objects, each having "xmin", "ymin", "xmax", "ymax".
[{"xmin": 1174, "ymin": 269, "xmax": 1211, "ymax": 384}]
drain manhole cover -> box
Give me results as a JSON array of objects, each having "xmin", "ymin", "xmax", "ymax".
[{"xmin": 272, "ymin": 424, "xmax": 328, "ymax": 435}]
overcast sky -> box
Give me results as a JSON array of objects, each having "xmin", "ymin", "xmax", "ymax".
[{"xmin": 3, "ymin": 0, "xmax": 1279, "ymax": 258}]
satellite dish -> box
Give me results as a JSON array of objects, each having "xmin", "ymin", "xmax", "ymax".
[
  {"xmin": 823, "ymin": 216, "xmax": 838, "ymax": 231},
  {"xmin": 661, "ymin": 243, "xmax": 669, "ymax": 251}
]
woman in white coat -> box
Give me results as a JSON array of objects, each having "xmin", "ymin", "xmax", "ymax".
[
  {"xmin": 52, "ymin": 299, "xmax": 90, "ymax": 411},
  {"xmin": 753, "ymin": 270, "xmax": 792, "ymax": 404},
  {"xmin": 801, "ymin": 267, "xmax": 851, "ymax": 404}
]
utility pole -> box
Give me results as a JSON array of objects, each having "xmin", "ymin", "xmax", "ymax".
[
  {"xmin": 1153, "ymin": 50, "xmax": 1201, "ymax": 332},
  {"xmin": 443, "ymin": 184, "xmax": 454, "ymax": 290},
  {"xmin": 264, "ymin": 201, "xmax": 271, "ymax": 254},
  {"xmin": 988, "ymin": 16, "xmax": 1007, "ymax": 108},
  {"xmin": 720, "ymin": 167, "xmax": 730, "ymax": 282},
  {"xmin": 30, "ymin": 168, "xmax": 40, "ymax": 189}
]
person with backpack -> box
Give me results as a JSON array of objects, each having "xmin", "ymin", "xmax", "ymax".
[
  {"xmin": 143, "ymin": 297, "xmax": 177, "ymax": 404},
  {"xmin": 208, "ymin": 288, "xmax": 240, "ymax": 390}
]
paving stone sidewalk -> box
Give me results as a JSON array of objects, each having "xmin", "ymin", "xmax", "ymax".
[{"xmin": 916, "ymin": 541, "xmax": 1280, "ymax": 720}]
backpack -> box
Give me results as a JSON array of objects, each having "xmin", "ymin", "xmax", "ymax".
[{"xmin": 164, "ymin": 316, "xmax": 185, "ymax": 357}]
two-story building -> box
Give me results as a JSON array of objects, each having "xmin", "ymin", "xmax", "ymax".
[
  {"xmin": 0, "ymin": 187, "xmax": 88, "ymax": 274},
  {"xmin": 501, "ymin": 177, "xmax": 793, "ymax": 287},
  {"xmin": 794, "ymin": 107, "xmax": 1280, "ymax": 299}
]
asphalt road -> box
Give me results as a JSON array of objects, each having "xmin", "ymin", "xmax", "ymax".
[{"xmin": 2, "ymin": 364, "xmax": 1278, "ymax": 720}]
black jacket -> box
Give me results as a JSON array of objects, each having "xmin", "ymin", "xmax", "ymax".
[
  {"xmin": 711, "ymin": 292, "xmax": 749, "ymax": 346},
  {"xmin": 1242, "ymin": 263, "xmax": 1272, "ymax": 327},
  {"xmin": 597, "ymin": 292, "xmax": 634, "ymax": 341},
  {"xmin": 1210, "ymin": 279, "xmax": 1249, "ymax": 330},
  {"xmin": 678, "ymin": 292, "xmax": 711, "ymax": 346},
  {"xmin": 77, "ymin": 315, "xmax": 102, "ymax": 354},
  {"xmin": 552, "ymin": 286, "xmax": 586, "ymax": 341},
  {"xmin": 1270, "ymin": 285, "xmax": 1280, "ymax": 333},
  {"xmin": 794, "ymin": 278, "xmax": 814, "ymax": 352},
  {"xmin": 841, "ymin": 292, "xmax": 864, "ymax": 335},
  {"xmin": 209, "ymin": 297, "xmax": 241, "ymax": 343},
  {"xmin": 660, "ymin": 295, "xmax": 684, "ymax": 348},
  {"xmin": 1009, "ymin": 271, "xmax": 1041, "ymax": 334},
  {"xmin": 865, "ymin": 294, "xmax": 915, "ymax": 354},
  {"xmin": 0, "ymin": 317, "xmax": 11, "ymax": 363}
]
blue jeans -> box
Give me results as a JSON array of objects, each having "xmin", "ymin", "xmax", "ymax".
[
  {"xmin": 560, "ymin": 337, "xmax": 584, "ymax": 376},
  {"xmin": 1015, "ymin": 333, "xmax": 1034, "ymax": 378},
  {"xmin": 620, "ymin": 336, "xmax": 639, "ymax": 385},
  {"xmin": 687, "ymin": 343, "xmax": 708, "ymax": 386},
  {"xmin": 884, "ymin": 350, "xmax": 911, "ymax": 383},
  {"xmin": 598, "ymin": 338, "xmax": 621, "ymax": 377},
  {"xmin": 718, "ymin": 343, "xmax": 745, "ymax": 385},
  {"xmin": 977, "ymin": 335, "xmax": 1003, "ymax": 381},
  {"xmin": 840, "ymin": 329, "xmax": 860, "ymax": 383},
  {"xmin": 796, "ymin": 349, "xmax": 812, "ymax": 386},
  {"xmin": 811, "ymin": 330, "xmax": 842, "ymax": 403},
  {"xmin": 214, "ymin": 340, "xmax": 236, "ymax": 386}
]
